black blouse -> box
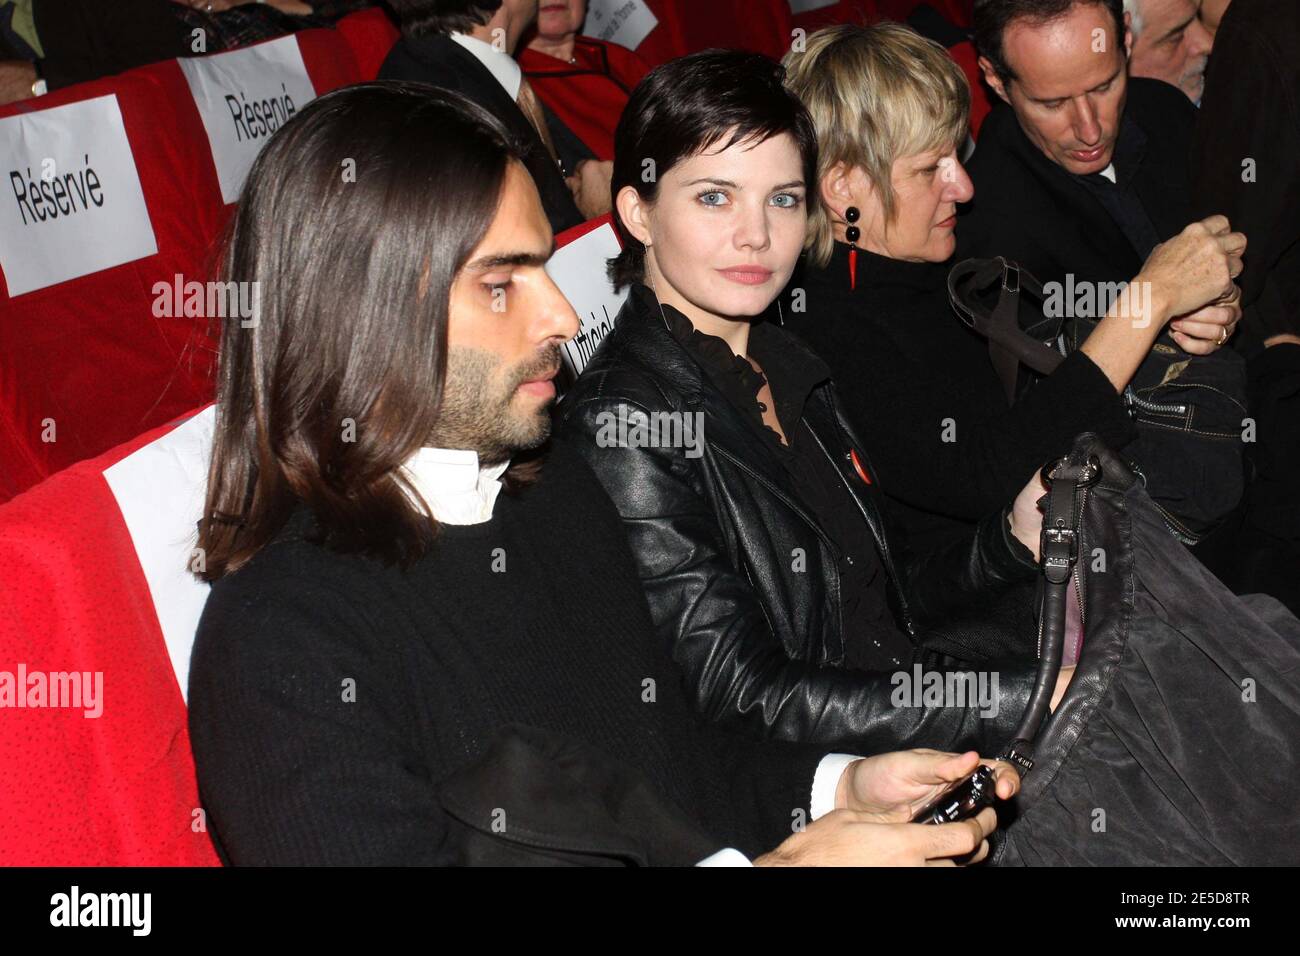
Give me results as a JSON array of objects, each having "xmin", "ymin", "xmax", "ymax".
[{"xmin": 651, "ymin": 292, "xmax": 912, "ymax": 671}]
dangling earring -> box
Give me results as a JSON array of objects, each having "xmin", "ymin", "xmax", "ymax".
[
  {"xmin": 845, "ymin": 206, "xmax": 861, "ymax": 291},
  {"xmin": 646, "ymin": 253, "xmax": 672, "ymax": 334}
]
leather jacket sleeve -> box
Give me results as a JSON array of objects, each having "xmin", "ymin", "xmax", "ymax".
[{"xmin": 562, "ymin": 394, "xmax": 1036, "ymax": 756}]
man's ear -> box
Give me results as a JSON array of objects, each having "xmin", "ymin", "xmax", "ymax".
[
  {"xmin": 615, "ymin": 185, "xmax": 652, "ymax": 247},
  {"xmin": 1122, "ymin": 13, "xmax": 1134, "ymax": 58},
  {"xmin": 978, "ymin": 55, "xmax": 1010, "ymax": 105}
]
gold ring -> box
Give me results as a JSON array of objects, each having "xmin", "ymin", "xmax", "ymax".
[{"xmin": 1219, "ymin": 325, "xmax": 1229, "ymax": 346}]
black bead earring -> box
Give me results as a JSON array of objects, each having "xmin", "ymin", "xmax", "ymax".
[{"xmin": 845, "ymin": 206, "xmax": 861, "ymax": 290}]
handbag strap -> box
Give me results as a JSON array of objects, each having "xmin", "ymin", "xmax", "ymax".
[
  {"xmin": 1000, "ymin": 452, "xmax": 1099, "ymax": 776},
  {"xmin": 947, "ymin": 257, "xmax": 1066, "ymax": 404}
]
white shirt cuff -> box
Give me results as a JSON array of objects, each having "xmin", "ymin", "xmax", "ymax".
[
  {"xmin": 811, "ymin": 753, "xmax": 863, "ymax": 820},
  {"xmin": 695, "ymin": 848, "xmax": 753, "ymax": 866}
]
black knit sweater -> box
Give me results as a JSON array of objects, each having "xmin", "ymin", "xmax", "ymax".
[
  {"xmin": 187, "ymin": 438, "xmax": 823, "ymax": 864},
  {"xmin": 789, "ymin": 243, "xmax": 1137, "ymax": 551}
]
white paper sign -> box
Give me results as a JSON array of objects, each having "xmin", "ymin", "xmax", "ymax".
[
  {"xmin": 180, "ymin": 35, "xmax": 316, "ymax": 204},
  {"xmin": 0, "ymin": 95, "xmax": 157, "ymax": 297},
  {"xmin": 547, "ymin": 222, "xmax": 628, "ymax": 378},
  {"xmin": 103, "ymin": 405, "xmax": 215, "ymax": 702},
  {"xmin": 788, "ymin": 0, "xmax": 839, "ymax": 13},
  {"xmin": 583, "ymin": 0, "xmax": 659, "ymax": 52}
]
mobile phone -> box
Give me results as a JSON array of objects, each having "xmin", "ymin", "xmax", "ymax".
[{"xmin": 910, "ymin": 765, "xmax": 999, "ymax": 825}]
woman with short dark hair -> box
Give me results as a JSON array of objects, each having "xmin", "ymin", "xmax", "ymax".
[{"xmin": 558, "ymin": 49, "xmax": 1067, "ymax": 756}]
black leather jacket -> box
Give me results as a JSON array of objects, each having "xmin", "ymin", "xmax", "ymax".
[{"xmin": 557, "ymin": 286, "xmax": 1041, "ymax": 755}]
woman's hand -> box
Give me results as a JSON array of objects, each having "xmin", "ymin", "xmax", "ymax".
[
  {"xmin": 1008, "ymin": 470, "xmax": 1048, "ymax": 562},
  {"xmin": 1083, "ymin": 217, "xmax": 1244, "ymax": 387},
  {"xmin": 1137, "ymin": 215, "xmax": 1246, "ymax": 322},
  {"xmin": 836, "ymin": 749, "xmax": 1021, "ymax": 822},
  {"xmin": 1168, "ymin": 282, "xmax": 1243, "ymax": 354}
]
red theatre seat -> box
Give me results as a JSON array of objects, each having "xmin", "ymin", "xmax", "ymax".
[
  {"xmin": 604, "ymin": 0, "xmax": 798, "ymax": 70},
  {"xmin": 293, "ymin": 24, "xmax": 364, "ymax": 95},
  {"xmin": 0, "ymin": 214, "xmax": 621, "ymax": 866},
  {"xmin": 0, "ymin": 63, "xmax": 224, "ymax": 503},
  {"xmin": 334, "ymin": 6, "xmax": 401, "ymax": 81},
  {"xmin": 877, "ymin": 0, "xmax": 972, "ymax": 27},
  {"xmin": 0, "ymin": 29, "xmax": 369, "ymax": 505},
  {"xmin": 948, "ymin": 38, "xmax": 993, "ymax": 138},
  {"xmin": 674, "ymin": 0, "xmax": 795, "ymax": 62},
  {"xmin": 0, "ymin": 406, "xmax": 220, "ymax": 865}
]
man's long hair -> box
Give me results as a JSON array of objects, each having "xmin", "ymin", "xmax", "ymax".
[{"xmin": 198, "ymin": 81, "xmax": 528, "ymax": 582}]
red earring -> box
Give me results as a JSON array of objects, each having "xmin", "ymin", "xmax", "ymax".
[{"xmin": 845, "ymin": 206, "xmax": 861, "ymax": 291}]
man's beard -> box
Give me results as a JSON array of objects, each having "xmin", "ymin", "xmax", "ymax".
[{"xmin": 430, "ymin": 344, "xmax": 562, "ymax": 465}]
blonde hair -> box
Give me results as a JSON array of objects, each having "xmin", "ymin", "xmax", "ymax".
[{"xmin": 782, "ymin": 22, "xmax": 971, "ymax": 267}]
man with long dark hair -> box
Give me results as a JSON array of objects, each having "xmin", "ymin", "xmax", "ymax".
[{"xmin": 186, "ymin": 81, "xmax": 1020, "ymax": 866}]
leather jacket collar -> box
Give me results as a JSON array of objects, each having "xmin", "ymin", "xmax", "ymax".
[{"xmin": 610, "ymin": 281, "xmax": 917, "ymax": 634}]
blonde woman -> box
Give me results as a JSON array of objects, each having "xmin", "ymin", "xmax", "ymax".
[{"xmin": 782, "ymin": 22, "xmax": 1242, "ymax": 552}]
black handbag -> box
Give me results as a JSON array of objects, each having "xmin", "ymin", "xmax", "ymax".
[
  {"xmin": 947, "ymin": 257, "xmax": 1249, "ymax": 544},
  {"xmin": 990, "ymin": 433, "xmax": 1300, "ymax": 865}
]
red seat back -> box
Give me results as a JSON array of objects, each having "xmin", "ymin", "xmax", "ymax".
[
  {"xmin": 335, "ymin": 7, "xmax": 401, "ymax": 81},
  {"xmin": 0, "ymin": 64, "xmax": 224, "ymax": 502},
  {"xmin": 0, "ymin": 407, "xmax": 220, "ymax": 865}
]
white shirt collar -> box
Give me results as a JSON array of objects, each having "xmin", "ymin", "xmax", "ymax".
[
  {"xmin": 449, "ymin": 31, "xmax": 522, "ymax": 100},
  {"xmin": 401, "ymin": 447, "xmax": 509, "ymax": 526},
  {"xmin": 1098, "ymin": 162, "xmax": 1117, "ymax": 184}
]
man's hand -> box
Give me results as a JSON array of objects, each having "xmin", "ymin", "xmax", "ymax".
[
  {"xmin": 0, "ymin": 60, "xmax": 38, "ymax": 108},
  {"xmin": 566, "ymin": 159, "xmax": 613, "ymax": 220},
  {"xmin": 835, "ymin": 749, "xmax": 1021, "ymax": 822},
  {"xmin": 753, "ymin": 806, "xmax": 998, "ymax": 866}
]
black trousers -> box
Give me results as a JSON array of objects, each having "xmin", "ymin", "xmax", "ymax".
[{"xmin": 1193, "ymin": 343, "xmax": 1300, "ymax": 614}]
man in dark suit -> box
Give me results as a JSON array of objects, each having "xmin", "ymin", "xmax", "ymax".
[
  {"xmin": 955, "ymin": 1, "xmax": 1266, "ymax": 580},
  {"xmin": 959, "ymin": 0, "xmax": 1214, "ymax": 314},
  {"xmin": 380, "ymin": 0, "xmax": 588, "ymax": 232}
]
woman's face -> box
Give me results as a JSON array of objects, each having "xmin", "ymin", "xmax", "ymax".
[
  {"xmin": 623, "ymin": 131, "xmax": 808, "ymax": 324},
  {"xmin": 536, "ymin": 0, "xmax": 586, "ymax": 41},
  {"xmin": 856, "ymin": 146, "xmax": 974, "ymax": 263}
]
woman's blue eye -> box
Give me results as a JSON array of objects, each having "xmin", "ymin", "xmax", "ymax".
[
  {"xmin": 698, "ymin": 191, "xmax": 728, "ymax": 206},
  {"xmin": 771, "ymin": 193, "xmax": 803, "ymax": 208}
]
